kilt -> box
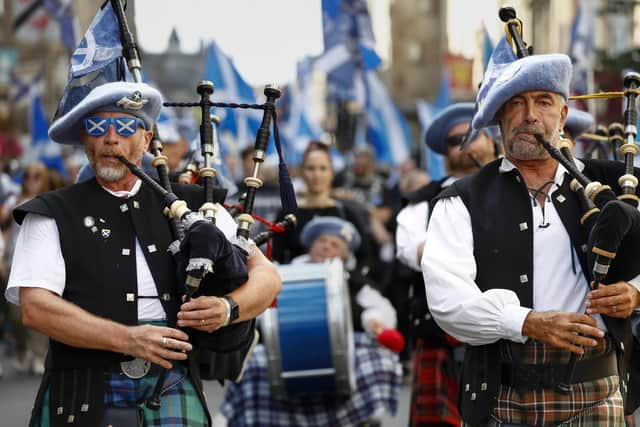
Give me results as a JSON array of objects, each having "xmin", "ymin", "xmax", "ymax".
[
  {"xmin": 220, "ymin": 332, "xmax": 402, "ymax": 427},
  {"xmin": 38, "ymin": 363, "xmax": 207, "ymax": 427},
  {"xmin": 410, "ymin": 338, "xmax": 461, "ymax": 427},
  {"xmin": 491, "ymin": 337, "xmax": 624, "ymax": 426}
]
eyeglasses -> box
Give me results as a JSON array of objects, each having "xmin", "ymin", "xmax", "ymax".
[{"xmin": 82, "ymin": 116, "xmax": 147, "ymax": 137}]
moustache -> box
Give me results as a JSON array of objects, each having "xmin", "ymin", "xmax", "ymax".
[{"xmin": 512, "ymin": 124, "xmax": 545, "ymax": 137}]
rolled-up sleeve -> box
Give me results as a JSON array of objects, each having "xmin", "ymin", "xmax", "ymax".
[{"xmin": 421, "ymin": 196, "xmax": 530, "ymax": 345}]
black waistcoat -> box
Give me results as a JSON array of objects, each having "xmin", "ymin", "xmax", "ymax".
[
  {"xmin": 14, "ymin": 179, "xmax": 224, "ymax": 427},
  {"xmin": 433, "ymin": 159, "xmax": 637, "ymax": 425}
]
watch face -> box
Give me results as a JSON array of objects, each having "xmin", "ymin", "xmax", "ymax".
[{"xmin": 226, "ymin": 296, "xmax": 239, "ymax": 321}]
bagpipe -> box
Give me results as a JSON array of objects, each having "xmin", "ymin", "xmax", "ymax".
[
  {"xmin": 499, "ymin": 7, "xmax": 640, "ymax": 395},
  {"xmin": 107, "ymin": 0, "xmax": 297, "ymax": 408}
]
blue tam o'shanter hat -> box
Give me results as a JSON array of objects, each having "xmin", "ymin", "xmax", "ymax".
[
  {"xmin": 564, "ymin": 108, "xmax": 594, "ymax": 138},
  {"xmin": 470, "ymin": 36, "xmax": 572, "ymax": 132},
  {"xmin": 49, "ymin": 81, "xmax": 162, "ymax": 145},
  {"xmin": 300, "ymin": 216, "xmax": 362, "ymax": 253},
  {"xmin": 425, "ymin": 102, "xmax": 476, "ymax": 155}
]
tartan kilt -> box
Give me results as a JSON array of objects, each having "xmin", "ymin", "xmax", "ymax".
[
  {"xmin": 220, "ymin": 332, "xmax": 402, "ymax": 427},
  {"xmin": 491, "ymin": 337, "xmax": 624, "ymax": 426},
  {"xmin": 38, "ymin": 364, "xmax": 207, "ymax": 427},
  {"xmin": 410, "ymin": 338, "xmax": 461, "ymax": 427}
]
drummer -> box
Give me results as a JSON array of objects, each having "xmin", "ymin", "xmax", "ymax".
[{"xmin": 220, "ymin": 216, "xmax": 403, "ymax": 426}]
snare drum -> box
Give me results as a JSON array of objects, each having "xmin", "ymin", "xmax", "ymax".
[{"xmin": 262, "ymin": 258, "xmax": 356, "ymax": 399}]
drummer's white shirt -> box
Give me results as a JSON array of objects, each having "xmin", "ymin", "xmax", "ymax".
[
  {"xmin": 5, "ymin": 179, "xmax": 238, "ymax": 321},
  {"xmin": 421, "ymin": 158, "xmax": 640, "ymax": 346}
]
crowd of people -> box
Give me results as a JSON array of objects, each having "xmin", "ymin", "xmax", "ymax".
[{"xmin": 0, "ymin": 8, "xmax": 639, "ymax": 427}]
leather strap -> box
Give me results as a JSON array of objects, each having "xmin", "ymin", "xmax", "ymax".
[{"xmin": 501, "ymin": 351, "xmax": 618, "ymax": 388}]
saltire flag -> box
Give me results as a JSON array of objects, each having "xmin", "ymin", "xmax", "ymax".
[
  {"xmin": 279, "ymin": 57, "xmax": 325, "ymax": 166},
  {"xmin": 568, "ymin": 0, "xmax": 595, "ymax": 97},
  {"xmin": 318, "ymin": 0, "xmax": 381, "ymax": 100},
  {"xmin": 363, "ymin": 71, "xmax": 411, "ymax": 165},
  {"xmin": 42, "ymin": 0, "xmax": 79, "ymax": 50},
  {"xmin": 30, "ymin": 95, "xmax": 67, "ymax": 178},
  {"xmin": 53, "ymin": 1, "xmax": 125, "ymax": 122},
  {"xmin": 9, "ymin": 69, "xmax": 44, "ymax": 107},
  {"xmin": 202, "ymin": 41, "xmax": 265, "ymax": 152}
]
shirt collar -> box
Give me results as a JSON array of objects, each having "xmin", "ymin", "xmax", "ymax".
[
  {"xmin": 101, "ymin": 178, "xmax": 142, "ymax": 199},
  {"xmin": 498, "ymin": 156, "xmax": 585, "ymax": 187}
]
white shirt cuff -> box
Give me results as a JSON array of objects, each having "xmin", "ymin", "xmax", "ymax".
[
  {"xmin": 501, "ymin": 304, "xmax": 531, "ymax": 343},
  {"xmin": 628, "ymin": 275, "xmax": 640, "ymax": 294}
]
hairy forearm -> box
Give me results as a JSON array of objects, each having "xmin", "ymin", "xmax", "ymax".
[
  {"xmin": 227, "ymin": 247, "xmax": 282, "ymax": 322},
  {"xmin": 20, "ymin": 287, "xmax": 130, "ymax": 353}
]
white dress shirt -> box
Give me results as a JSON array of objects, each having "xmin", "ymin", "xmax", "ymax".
[
  {"xmin": 6, "ymin": 180, "xmax": 237, "ymax": 321},
  {"xmin": 395, "ymin": 177, "xmax": 457, "ymax": 272},
  {"xmin": 421, "ymin": 158, "xmax": 640, "ymax": 345}
]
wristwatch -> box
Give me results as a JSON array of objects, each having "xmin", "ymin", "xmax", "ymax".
[{"xmin": 222, "ymin": 295, "xmax": 239, "ymax": 326}]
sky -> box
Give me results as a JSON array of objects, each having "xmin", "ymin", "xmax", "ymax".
[
  {"xmin": 135, "ymin": 0, "xmax": 326, "ymax": 86},
  {"xmin": 134, "ymin": 0, "xmax": 503, "ymax": 87}
]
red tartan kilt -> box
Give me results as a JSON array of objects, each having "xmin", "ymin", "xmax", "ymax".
[{"xmin": 410, "ymin": 338, "xmax": 461, "ymax": 427}]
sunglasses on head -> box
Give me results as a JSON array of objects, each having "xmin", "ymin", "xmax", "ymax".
[{"xmin": 82, "ymin": 116, "xmax": 147, "ymax": 137}]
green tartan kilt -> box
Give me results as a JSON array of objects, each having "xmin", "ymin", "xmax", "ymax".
[{"xmin": 38, "ymin": 364, "xmax": 207, "ymax": 427}]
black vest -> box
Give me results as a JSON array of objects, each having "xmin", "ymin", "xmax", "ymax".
[
  {"xmin": 15, "ymin": 179, "xmax": 223, "ymax": 427},
  {"xmin": 434, "ymin": 159, "xmax": 638, "ymax": 425}
]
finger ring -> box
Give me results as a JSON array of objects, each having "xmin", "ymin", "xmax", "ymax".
[
  {"xmin": 612, "ymin": 305, "xmax": 617, "ymax": 313},
  {"xmin": 201, "ymin": 319, "xmax": 206, "ymax": 325},
  {"xmin": 161, "ymin": 337, "xmax": 167, "ymax": 347}
]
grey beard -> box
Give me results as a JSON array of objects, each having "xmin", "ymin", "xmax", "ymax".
[{"xmin": 96, "ymin": 165, "xmax": 127, "ymax": 181}]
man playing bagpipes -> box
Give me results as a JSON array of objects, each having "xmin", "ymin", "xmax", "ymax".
[
  {"xmin": 421, "ymin": 11, "xmax": 640, "ymax": 427},
  {"xmin": 4, "ymin": 81, "xmax": 281, "ymax": 427}
]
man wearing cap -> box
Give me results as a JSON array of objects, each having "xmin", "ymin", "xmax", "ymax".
[
  {"xmin": 395, "ymin": 102, "xmax": 497, "ymax": 427},
  {"xmin": 221, "ymin": 215, "xmax": 403, "ymax": 426},
  {"xmin": 4, "ymin": 81, "xmax": 281, "ymax": 426},
  {"xmin": 422, "ymin": 38, "xmax": 640, "ymax": 426}
]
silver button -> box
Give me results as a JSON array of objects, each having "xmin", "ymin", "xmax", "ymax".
[
  {"xmin": 515, "ymin": 176, "xmax": 521, "ymax": 183},
  {"xmin": 122, "ymin": 248, "xmax": 131, "ymax": 256},
  {"xmin": 126, "ymin": 293, "xmax": 135, "ymax": 302},
  {"xmin": 80, "ymin": 403, "xmax": 89, "ymax": 412},
  {"xmin": 520, "ymin": 274, "xmax": 528, "ymax": 284},
  {"xmin": 133, "ymin": 200, "xmax": 140, "ymax": 209},
  {"xmin": 120, "ymin": 204, "xmax": 128, "ymax": 212},
  {"xmin": 471, "ymin": 392, "xmax": 477, "ymax": 401},
  {"xmin": 519, "ymin": 222, "xmax": 528, "ymax": 231},
  {"xmin": 91, "ymin": 226, "xmax": 98, "ymax": 233},
  {"xmin": 556, "ymin": 194, "xmax": 566, "ymax": 203},
  {"xmin": 481, "ymin": 382, "xmax": 487, "ymax": 391},
  {"xmin": 162, "ymin": 293, "xmax": 171, "ymax": 301},
  {"xmin": 465, "ymin": 383, "xmax": 470, "ymax": 392},
  {"xmin": 148, "ymin": 244, "xmax": 157, "ymax": 253},
  {"xmin": 581, "ymin": 244, "xmax": 588, "ymax": 253},
  {"xmin": 83, "ymin": 216, "xmax": 95, "ymax": 227},
  {"xmin": 67, "ymin": 414, "xmax": 75, "ymax": 423},
  {"xmin": 57, "ymin": 406, "xmax": 64, "ymax": 415}
]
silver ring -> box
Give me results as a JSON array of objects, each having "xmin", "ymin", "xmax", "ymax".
[
  {"xmin": 612, "ymin": 305, "xmax": 617, "ymax": 313},
  {"xmin": 162, "ymin": 337, "xmax": 167, "ymax": 347}
]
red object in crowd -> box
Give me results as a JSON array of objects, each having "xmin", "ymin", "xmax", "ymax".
[{"xmin": 377, "ymin": 329, "xmax": 405, "ymax": 353}]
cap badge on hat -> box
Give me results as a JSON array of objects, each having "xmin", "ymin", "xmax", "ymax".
[{"xmin": 116, "ymin": 90, "xmax": 148, "ymax": 111}]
